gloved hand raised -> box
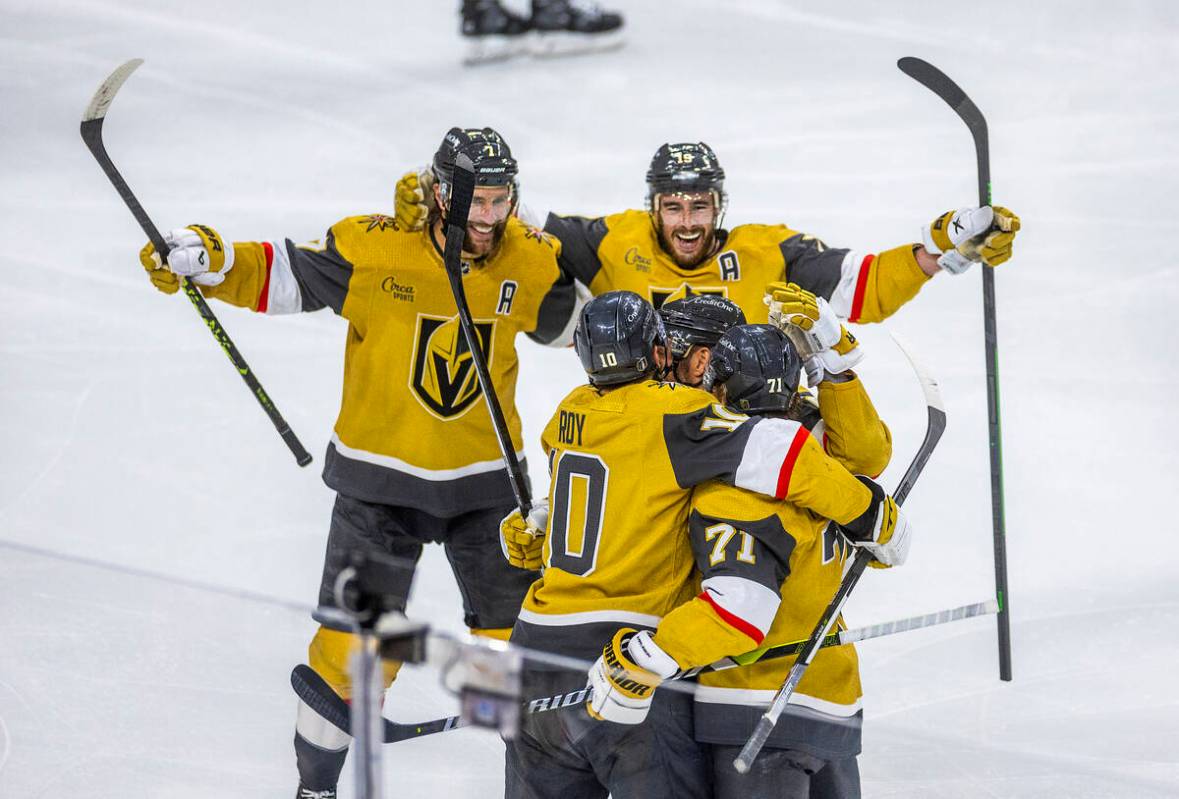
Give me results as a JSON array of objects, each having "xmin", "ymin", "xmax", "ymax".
[
  {"xmin": 394, "ymin": 168, "xmax": 435, "ymax": 232},
  {"xmin": 923, "ymin": 205, "xmax": 1021, "ymax": 274},
  {"xmin": 139, "ymin": 225, "xmax": 234, "ymax": 295}
]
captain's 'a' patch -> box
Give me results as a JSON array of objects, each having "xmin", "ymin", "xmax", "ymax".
[{"xmin": 410, "ymin": 313, "xmax": 495, "ymax": 419}]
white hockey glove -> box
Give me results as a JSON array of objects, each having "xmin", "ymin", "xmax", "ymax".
[
  {"xmin": 837, "ymin": 476, "xmax": 912, "ymax": 568},
  {"xmin": 139, "ymin": 225, "xmax": 235, "ymax": 293},
  {"xmin": 923, "ymin": 206, "xmax": 1021, "ymax": 274},
  {"xmin": 587, "ymin": 628, "xmax": 679, "ymax": 725},
  {"xmin": 764, "ymin": 282, "xmax": 841, "ymax": 357},
  {"xmin": 498, "ymin": 500, "xmax": 549, "ymax": 571},
  {"xmin": 804, "ymin": 324, "xmax": 865, "ymax": 385}
]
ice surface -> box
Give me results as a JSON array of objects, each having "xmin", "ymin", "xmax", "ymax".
[{"xmin": 2, "ymin": 0, "xmax": 1177, "ymax": 796}]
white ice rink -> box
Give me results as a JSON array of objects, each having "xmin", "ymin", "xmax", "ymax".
[{"xmin": 2, "ymin": 1, "xmax": 1178, "ymax": 796}]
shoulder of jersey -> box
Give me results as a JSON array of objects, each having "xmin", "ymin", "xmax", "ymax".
[
  {"xmin": 637, "ymin": 379, "xmax": 715, "ymax": 414},
  {"xmin": 604, "ymin": 208, "xmax": 654, "ymax": 234},
  {"xmin": 726, "ymin": 221, "xmax": 798, "ymax": 247}
]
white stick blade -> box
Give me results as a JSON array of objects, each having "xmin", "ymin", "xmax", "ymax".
[
  {"xmin": 82, "ymin": 58, "xmax": 144, "ymax": 122},
  {"xmin": 889, "ymin": 329, "xmax": 946, "ymax": 413}
]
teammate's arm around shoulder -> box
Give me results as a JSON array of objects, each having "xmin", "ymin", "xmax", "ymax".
[{"xmin": 815, "ymin": 375, "xmax": 892, "ymax": 478}]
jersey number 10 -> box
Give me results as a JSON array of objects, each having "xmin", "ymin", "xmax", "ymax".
[{"xmin": 547, "ymin": 451, "xmax": 609, "ymax": 576}]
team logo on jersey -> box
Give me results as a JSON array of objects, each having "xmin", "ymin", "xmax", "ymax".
[
  {"xmin": 359, "ymin": 214, "xmax": 398, "ymax": 233},
  {"xmin": 410, "ymin": 313, "xmax": 495, "ymax": 419},
  {"xmin": 522, "ymin": 226, "xmax": 555, "ymax": 248},
  {"xmin": 648, "ymin": 283, "xmax": 727, "ymax": 310}
]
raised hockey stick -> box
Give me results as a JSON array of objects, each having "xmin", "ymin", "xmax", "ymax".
[
  {"xmin": 733, "ymin": 332, "xmax": 946, "ymax": 773},
  {"xmin": 290, "ymin": 598, "xmax": 996, "ymax": 743},
  {"xmin": 80, "ymin": 59, "xmax": 312, "ymax": 468},
  {"xmin": 897, "ymin": 56, "xmax": 1012, "ymax": 682},
  {"xmin": 439, "ymin": 155, "xmax": 532, "ymax": 515}
]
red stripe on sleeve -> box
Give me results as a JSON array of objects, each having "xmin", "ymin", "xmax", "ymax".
[
  {"xmin": 257, "ymin": 242, "xmax": 275, "ymax": 313},
  {"xmin": 698, "ymin": 591, "xmax": 765, "ymax": 645},
  {"xmin": 774, "ymin": 425, "xmax": 811, "ymax": 499},
  {"xmin": 848, "ymin": 253, "xmax": 875, "ymax": 323}
]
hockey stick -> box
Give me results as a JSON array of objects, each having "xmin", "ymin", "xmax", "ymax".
[
  {"xmin": 290, "ymin": 598, "xmax": 996, "ymax": 743},
  {"xmin": 733, "ymin": 333, "xmax": 946, "ymax": 773},
  {"xmin": 438, "ymin": 155, "xmax": 532, "ymax": 515},
  {"xmin": 897, "ymin": 56, "xmax": 1012, "ymax": 682},
  {"xmin": 80, "ymin": 59, "xmax": 312, "ymax": 468}
]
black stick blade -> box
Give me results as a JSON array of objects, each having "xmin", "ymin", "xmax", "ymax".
[{"xmin": 897, "ymin": 57, "xmax": 987, "ymax": 147}]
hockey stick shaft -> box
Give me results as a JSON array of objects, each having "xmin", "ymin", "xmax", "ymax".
[
  {"xmin": 80, "ymin": 59, "xmax": 312, "ymax": 467},
  {"xmin": 897, "ymin": 56, "xmax": 1012, "ymax": 682},
  {"xmin": 734, "ymin": 334, "xmax": 946, "ymax": 773},
  {"xmin": 290, "ymin": 599, "xmax": 996, "ymax": 743},
  {"xmin": 439, "ymin": 156, "xmax": 532, "ymax": 515}
]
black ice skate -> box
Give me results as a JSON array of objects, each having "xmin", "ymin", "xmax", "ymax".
[
  {"xmin": 295, "ymin": 783, "xmax": 337, "ymax": 799},
  {"xmin": 530, "ymin": 0, "xmax": 625, "ymax": 58},
  {"xmin": 462, "ymin": 0, "xmax": 533, "ymax": 65}
]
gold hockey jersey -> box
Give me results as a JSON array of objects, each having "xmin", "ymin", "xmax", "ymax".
[
  {"xmin": 197, "ymin": 215, "xmax": 575, "ymax": 515},
  {"xmin": 512, "ymin": 378, "xmax": 874, "ymax": 665},
  {"xmin": 545, "ymin": 208, "xmax": 928, "ymax": 323}
]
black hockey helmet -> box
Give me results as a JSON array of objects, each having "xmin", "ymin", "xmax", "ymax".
[
  {"xmin": 708, "ymin": 324, "xmax": 803, "ymax": 413},
  {"xmin": 574, "ymin": 291, "xmax": 666, "ymax": 386},
  {"xmin": 646, "ymin": 142, "xmax": 726, "ymax": 207},
  {"xmin": 432, "ymin": 127, "xmax": 519, "ymax": 197},
  {"xmin": 659, "ymin": 294, "xmax": 747, "ymax": 363}
]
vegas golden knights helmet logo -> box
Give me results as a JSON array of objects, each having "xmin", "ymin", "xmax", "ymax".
[{"xmin": 410, "ymin": 314, "xmax": 495, "ymax": 419}]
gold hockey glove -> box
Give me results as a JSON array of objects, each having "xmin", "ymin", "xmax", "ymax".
[
  {"xmin": 139, "ymin": 225, "xmax": 235, "ymax": 295},
  {"xmin": 498, "ymin": 500, "xmax": 548, "ymax": 570},
  {"xmin": 923, "ymin": 205, "xmax": 1021, "ymax": 274},
  {"xmin": 394, "ymin": 169, "xmax": 434, "ymax": 232},
  {"xmin": 764, "ymin": 282, "xmax": 841, "ymax": 358},
  {"xmin": 587, "ymin": 628, "xmax": 679, "ymax": 725},
  {"xmin": 837, "ymin": 475, "xmax": 912, "ymax": 568}
]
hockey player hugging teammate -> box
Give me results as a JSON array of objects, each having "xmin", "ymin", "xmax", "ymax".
[
  {"xmin": 139, "ymin": 127, "xmax": 577, "ymax": 799},
  {"xmin": 397, "ymin": 140, "xmax": 1021, "ymax": 331},
  {"xmin": 499, "ymin": 291, "xmax": 910, "ymax": 799}
]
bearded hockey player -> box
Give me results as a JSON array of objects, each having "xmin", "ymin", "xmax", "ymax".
[
  {"xmin": 499, "ymin": 291, "xmax": 908, "ymax": 799},
  {"xmin": 139, "ymin": 127, "xmax": 575, "ymax": 799},
  {"xmin": 396, "ymin": 141, "xmax": 1021, "ymax": 325}
]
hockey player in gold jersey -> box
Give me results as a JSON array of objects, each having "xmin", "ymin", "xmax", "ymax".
[
  {"xmin": 395, "ymin": 140, "xmax": 1021, "ymax": 327},
  {"xmin": 139, "ymin": 127, "xmax": 576, "ymax": 799},
  {"xmin": 502, "ymin": 291, "xmax": 908, "ymax": 799}
]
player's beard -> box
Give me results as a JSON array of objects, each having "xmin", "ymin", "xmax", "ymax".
[
  {"xmin": 656, "ymin": 220, "xmax": 716, "ymax": 269},
  {"xmin": 462, "ymin": 218, "xmax": 508, "ymax": 261}
]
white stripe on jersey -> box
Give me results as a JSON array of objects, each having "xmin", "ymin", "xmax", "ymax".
[
  {"xmin": 826, "ymin": 250, "xmax": 864, "ymax": 320},
  {"xmin": 331, "ymin": 432, "xmax": 524, "ymax": 481},
  {"xmin": 694, "ymin": 685, "xmax": 862, "ymax": 718},
  {"xmin": 734, "ymin": 417, "xmax": 808, "ymax": 497},
  {"xmin": 700, "ymin": 575, "xmax": 781, "ymax": 639},
  {"xmin": 517, "ymin": 608, "xmax": 662, "ymax": 629},
  {"xmin": 263, "ymin": 240, "xmax": 302, "ymax": 315}
]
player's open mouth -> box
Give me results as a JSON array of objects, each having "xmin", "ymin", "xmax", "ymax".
[{"xmin": 674, "ymin": 230, "xmax": 703, "ymax": 251}]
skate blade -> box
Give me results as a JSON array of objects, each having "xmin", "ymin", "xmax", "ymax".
[
  {"xmin": 530, "ymin": 29, "xmax": 626, "ymax": 59},
  {"xmin": 463, "ymin": 34, "xmax": 531, "ymax": 66}
]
